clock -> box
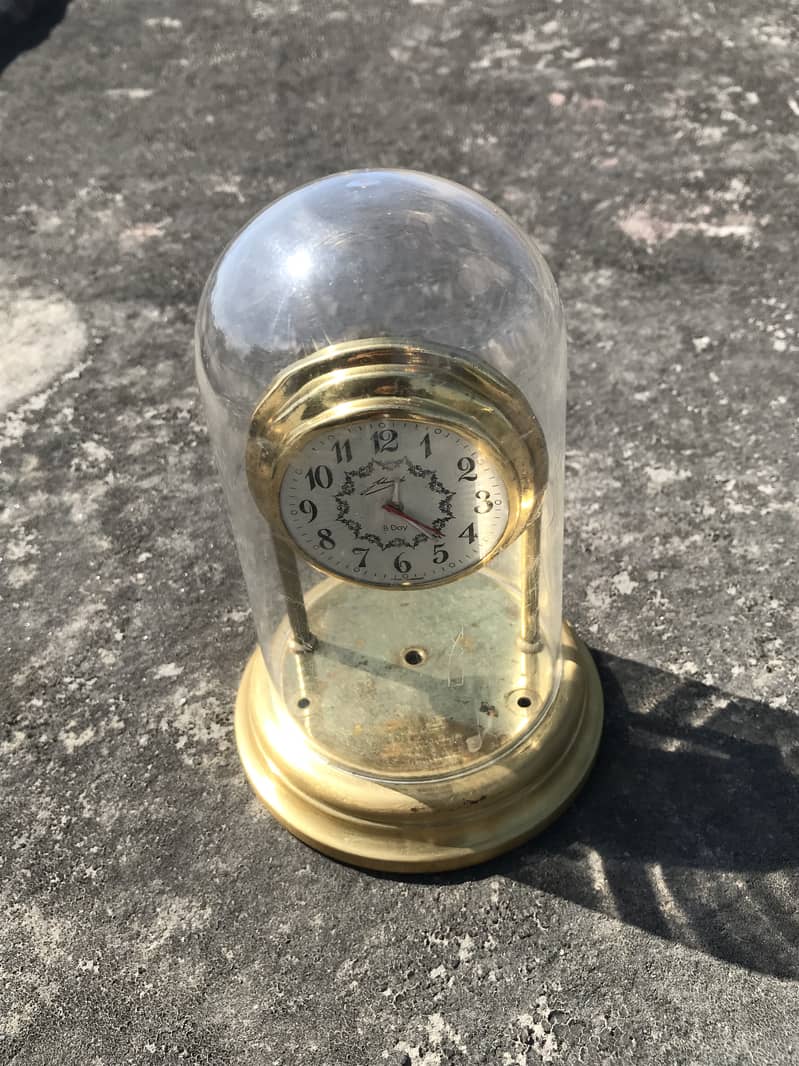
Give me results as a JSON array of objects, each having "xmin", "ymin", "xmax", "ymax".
[
  {"xmin": 277, "ymin": 416, "xmax": 508, "ymax": 588},
  {"xmin": 196, "ymin": 170, "xmax": 603, "ymax": 871}
]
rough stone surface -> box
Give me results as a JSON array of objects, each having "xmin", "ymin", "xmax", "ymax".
[{"xmin": 1, "ymin": 2, "xmax": 797, "ymax": 1063}]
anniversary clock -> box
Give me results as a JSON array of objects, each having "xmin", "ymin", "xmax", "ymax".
[{"xmin": 195, "ymin": 169, "xmax": 603, "ymax": 872}]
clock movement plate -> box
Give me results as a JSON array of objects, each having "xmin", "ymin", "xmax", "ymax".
[{"xmin": 234, "ymin": 572, "xmax": 603, "ymax": 872}]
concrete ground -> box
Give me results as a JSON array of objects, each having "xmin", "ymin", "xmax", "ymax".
[{"xmin": 1, "ymin": 1, "xmax": 797, "ymax": 1063}]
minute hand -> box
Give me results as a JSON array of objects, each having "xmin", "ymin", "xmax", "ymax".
[{"xmin": 382, "ymin": 502, "xmax": 443, "ymax": 540}]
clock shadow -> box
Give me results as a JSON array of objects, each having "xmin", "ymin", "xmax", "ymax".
[
  {"xmin": 0, "ymin": 0, "xmax": 71, "ymax": 76},
  {"xmin": 297, "ymin": 636, "xmax": 520, "ymax": 770},
  {"xmin": 372, "ymin": 650, "xmax": 799, "ymax": 980}
]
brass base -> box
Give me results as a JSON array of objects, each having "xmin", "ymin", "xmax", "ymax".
[{"xmin": 234, "ymin": 592, "xmax": 603, "ymax": 873}]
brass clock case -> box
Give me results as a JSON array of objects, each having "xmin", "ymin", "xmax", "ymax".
[
  {"xmin": 245, "ymin": 338, "xmax": 548, "ymax": 590},
  {"xmin": 233, "ymin": 337, "xmax": 603, "ymax": 871}
]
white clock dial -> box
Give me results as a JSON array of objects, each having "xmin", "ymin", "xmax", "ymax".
[{"xmin": 279, "ymin": 418, "xmax": 509, "ymax": 587}]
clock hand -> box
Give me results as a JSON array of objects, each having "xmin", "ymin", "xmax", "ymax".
[{"xmin": 382, "ymin": 501, "xmax": 443, "ymax": 539}]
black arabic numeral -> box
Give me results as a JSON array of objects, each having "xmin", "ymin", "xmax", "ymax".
[
  {"xmin": 298, "ymin": 499, "xmax": 318, "ymax": 523},
  {"xmin": 394, "ymin": 552, "xmax": 411, "ymax": 574},
  {"xmin": 305, "ymin": 464, "xmax": 333, "ymax": 490},
  {"xmin": 474, "ymin": 489, "xmax": 493, "ymax": 514},
  {"xmin": 372, "ymin": 428, "xmax": 398, "ymax": 453},
  {"xmin": 317, "ymin": 528, "xmax": 335, "ymax": 550},
  {"xmin": 352, "ymin": 547, "xmax": 369, "ymax": 570},
  {"xmin": 420, "ymin": 432, "xmax": 432, "ymax": 459},
  {"xmin": 457, "ymin": 456, "xmax": 477, "ymax": 481},
  {"xmin": 333, "ymin": 439, "xmax": 352, "ymax": 464},
  {"xmin": 433, "ymin": 544, "xmax": 449, "ymax": 565},
  {"xmin": 458, "ymin": 522, "xmax": 477, "ymax": 545}
]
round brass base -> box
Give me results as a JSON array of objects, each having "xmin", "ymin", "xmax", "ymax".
[{"xmin": 234, "ymin": 613, "xmax": 603, "ymax": 874}]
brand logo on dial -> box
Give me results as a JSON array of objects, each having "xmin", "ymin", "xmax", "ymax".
[
  {"xmin": 359, "ymin": 475, "xmax": 406, "ymax": 497},
  {"xmin": 336, "ymin": 458, "xmax": 455, "ymax": 550}
]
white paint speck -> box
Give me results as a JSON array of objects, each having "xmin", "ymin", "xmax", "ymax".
[
  {"xmin": 1, "ymin": 730, "xmax": 27, "ymax": 756},
  {"xmin": 426, "ymin": 1014, "xmax": 467, "ymax": 1053},
  {"xmin": 105, "ymin": 88, "xmax": 154, "ymax": 100},
  {"xmin": 119, "ymin": 220, "xmax": 170, "ymax": 251},
  {"xmin": 213, "ymin": 177, "xmax": 246, "ymax": 204},
  {"xmin": 645, "ymin": 465, "xmax": 691, "ymax": 487},
  {"xmin": 456, "ymin": 934, "xmax": 474, "ymax": 963},
  {"xmin": 80, "ymin": 441, "xmax": 112, "ymax": 465},
  {"xmin": 144, "ymin": 16, "xmax": 182, "ymax": 28},
  {"xmin": 155, "ymin": 662, "xmax": 183, "ymax": 679},
  {"xmin": 612, "ymin": 570, "xmax": 638, "ymax": 596},
  {"xmin": 619, "ymin": 206, "xmax": 756, "ymax": 247},
  {"xmin": 586, "ymin": 578, "xmax": 610, "ymax": 611},
  {"xmin": 0, "ymin": 275, "xmax": 87, "ymax": 414},
  {"xmin": 59, "ymin": 725, "xmax": 95, "ymax": 754},
  {"xmin": 394, "ymin": 1043, "xmax": 440, "ymax": 1066}
]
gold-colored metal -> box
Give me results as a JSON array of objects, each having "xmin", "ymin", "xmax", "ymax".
[
  {"xmin": 235, "ymin": 577, "xmax": 603, "ymax": 872},
  {"xmin": 520, "ymin": 513, "xmax": 542, "ymax": 650},
  {"xmin": 246, "ymin": 338, "xmax": 548, "ymax": 593},
  {"xmin": 233, "ymin": 336, "xmax": 601, "ymax": 871},
  {"xmin": 271, "ymin": 531, "xmax": 316, "ymax": 652}
]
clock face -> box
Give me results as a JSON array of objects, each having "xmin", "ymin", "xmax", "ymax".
[{"xmin": 279, "ymin": 418, "xmax": 510, "ymax": 587}]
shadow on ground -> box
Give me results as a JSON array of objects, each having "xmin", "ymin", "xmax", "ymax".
[
  {"xmin": 0, "ymin": 0, "xmax": 70, "ymax": 76},
  {"xmin": 410, "ymin": 652, "xmax": 799, "ymax": 979}
]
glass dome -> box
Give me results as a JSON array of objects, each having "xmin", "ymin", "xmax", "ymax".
[{"xmin": 195, "ymin": 170, "xmax": 591, "ymax": 870}]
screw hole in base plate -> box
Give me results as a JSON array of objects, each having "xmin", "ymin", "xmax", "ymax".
[{"xmin": 403, "ymin": 648, "xmax": 427, "ymax": 666}]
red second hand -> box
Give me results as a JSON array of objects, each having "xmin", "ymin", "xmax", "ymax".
[{"xmin": 382, "ymin": 502, "xmax": 443, "ymax": 539}]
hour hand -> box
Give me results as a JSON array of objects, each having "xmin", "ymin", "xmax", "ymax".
[{"xmin": 382, "ymin": 502, "xmax": 443, "ymax": 539}]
